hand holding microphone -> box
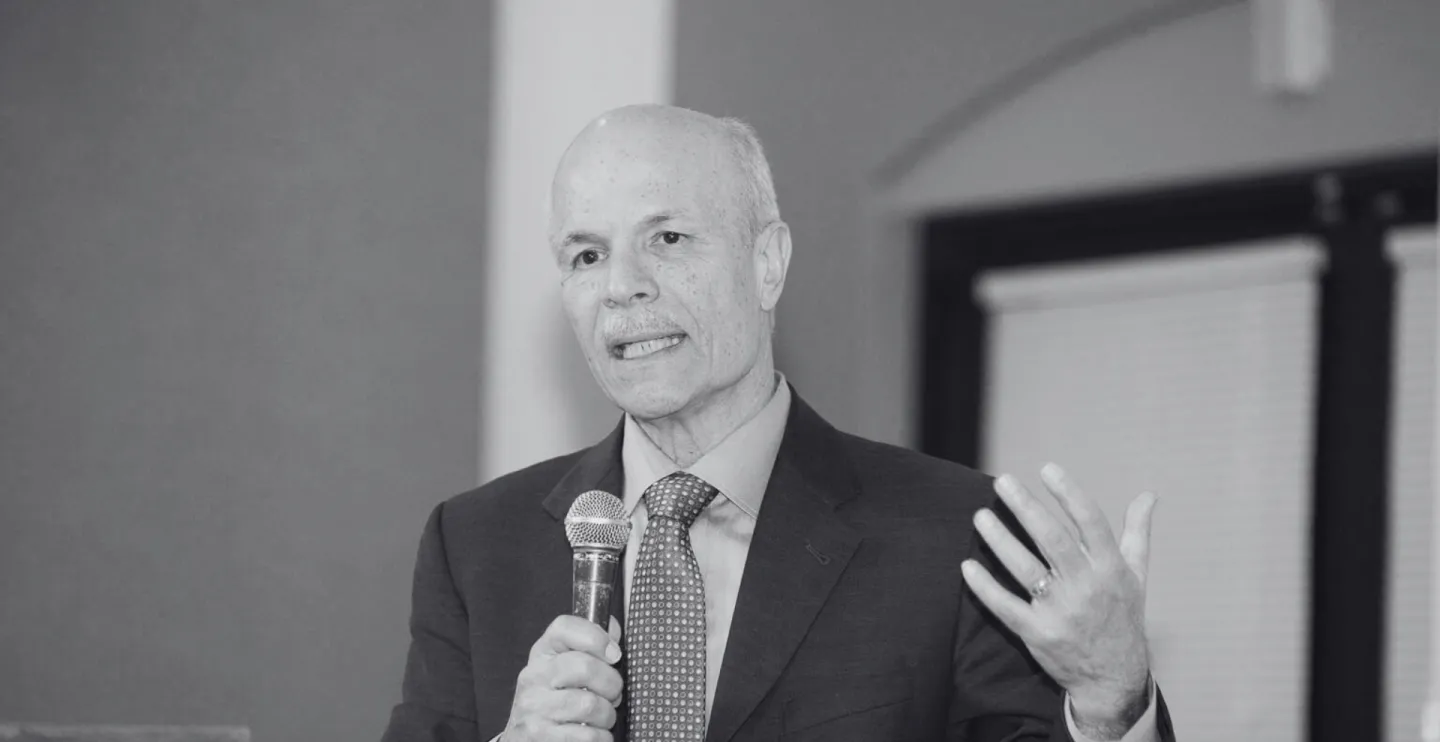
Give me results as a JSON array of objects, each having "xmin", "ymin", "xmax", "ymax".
[
  {"xmin": 500, "ymin": 492, "xmax": 631, "ymax": 742},
  {"xmin": 501, "ymin": 614, "xmax": 624, "ymax": 742}
]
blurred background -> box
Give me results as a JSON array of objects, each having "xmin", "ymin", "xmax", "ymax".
[{"xmin": 0, "ymin": 1, "xmax": 1436, "ymax": 741}]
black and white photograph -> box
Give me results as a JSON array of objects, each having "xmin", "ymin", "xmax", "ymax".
[{"xmin": 1, "ymin": 2, "xmax": 1436, "ymax": 741}]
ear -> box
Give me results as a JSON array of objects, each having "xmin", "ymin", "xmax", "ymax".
[{"xmin": 753, "ymin": 221, "xmax": 792, "ymax": 312}]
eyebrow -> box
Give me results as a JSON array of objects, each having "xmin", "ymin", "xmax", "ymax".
[
  {"xmin": 639, "ymin": 211, "xmax": 685, "ymax": 229},
  {"xmin": 559, "ymin": 211, "xmax": 689, "ymax": 248},
  {"xmin": 560, "ymin": 230, "xmax": 607, "ymax": 248}
]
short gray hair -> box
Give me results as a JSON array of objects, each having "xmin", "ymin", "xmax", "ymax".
[{"xmin": 717, "ymin": 116, "xmax": 781, "ymax": 241}]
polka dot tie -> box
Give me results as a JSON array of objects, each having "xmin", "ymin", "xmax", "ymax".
[{"xmin": 626, "ymin": 471, "xmax": 719, "ymax": 742}]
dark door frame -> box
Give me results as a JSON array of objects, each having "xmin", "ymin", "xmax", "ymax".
[{"xmin": 917, "ymin": 151, "xmax": 1438, "ymax": 742}]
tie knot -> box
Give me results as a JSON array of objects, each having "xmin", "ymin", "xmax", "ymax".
[{"xmin": 642, "ymin": 471, "xmax": 718, "ymax": 527}]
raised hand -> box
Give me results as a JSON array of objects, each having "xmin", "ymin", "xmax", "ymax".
[
  {"xmin": 960, "ymin": 463, "xmax": 1157, "ymax": 738},
  {"xmin": 501, "ymin": 615, "xmax": 625, "ymax": 742}
]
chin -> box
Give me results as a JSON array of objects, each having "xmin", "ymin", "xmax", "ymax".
[{"xmin": 606, "ymin": 381, "xmax": 694, "ymax": 422}]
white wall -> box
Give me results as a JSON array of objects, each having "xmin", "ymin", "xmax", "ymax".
[{"xmin": 480, "ymin": 0, "xmax": 675, "ymax": 481}]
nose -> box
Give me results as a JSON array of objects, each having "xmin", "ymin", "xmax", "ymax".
[{"xmin": 603, "ymin": 246, "xmax": 658, "ymax": 308}]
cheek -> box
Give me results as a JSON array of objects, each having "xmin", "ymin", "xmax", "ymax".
[
  {"xmin": 681, "ymin": 271, "xmax": 761, "ymax": 354},
  {"xmin": 560, "ymin": 279, "xmax": 601, "ymax": 338}
]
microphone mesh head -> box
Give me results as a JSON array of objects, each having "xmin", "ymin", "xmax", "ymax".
[{"xmin": 564, "ymin": 490, "xmax": 630, "ymax": 550}]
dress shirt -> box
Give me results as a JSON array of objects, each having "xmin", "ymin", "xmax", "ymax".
[
  {"xmin": 619, "ymin": 375, "xmax": 793, "ymax": 718},
  {"xmin": 497, "ymin": 373, "xmax": 1159, "ymax": 741}
]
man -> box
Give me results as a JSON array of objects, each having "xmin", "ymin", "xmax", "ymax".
[{"xmin": 382, "ymin": 104, "xmax": 1176, "ymax": 742}]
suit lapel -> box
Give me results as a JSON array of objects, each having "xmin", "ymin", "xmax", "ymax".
[
  {"xmin": 704, "ymin": 394, "xmax": 863, "ymax": 742},
  {"xmin": 541, "ymin": 417, "xmax": 627, "ymax": 523}
]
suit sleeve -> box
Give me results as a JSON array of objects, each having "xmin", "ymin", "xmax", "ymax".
[
  {"xmin": 382, "ymin": 500, "xmax": 484, "ymax": 742},
  {"xmin": 947, "ymin": 493, "xmax": 1071, "ymax": 742}
]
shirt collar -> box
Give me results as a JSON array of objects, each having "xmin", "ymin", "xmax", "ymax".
[{"xmin": 620, "ymin": 373, "xmax": 792, "ymax": 521}]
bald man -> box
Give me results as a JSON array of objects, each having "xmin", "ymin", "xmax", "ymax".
[{"xmin": 381, "ymin": 105, "xmax": 1176, "ymax": 742}]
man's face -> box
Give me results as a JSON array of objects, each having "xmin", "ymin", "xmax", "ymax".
[{"xmin": 550, "ymin": 131, "xmax": 768, "ymax": 422}]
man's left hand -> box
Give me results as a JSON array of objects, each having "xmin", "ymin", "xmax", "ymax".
[{"xmin": 960, "ymin": 463, "xmax": 1157, "ymax": 734}]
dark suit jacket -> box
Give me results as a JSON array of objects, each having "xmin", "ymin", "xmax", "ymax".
[{"xmin": 382, "ymin": 391, "xmax": 1175, "ymax": 741}]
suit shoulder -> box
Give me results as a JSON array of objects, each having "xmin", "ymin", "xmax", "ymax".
[
  {"xmin": 835, "ymin": 432, "xmax": 996, "ymax": 516},
  {"xmin": 836, "ymin": 431, "xmax": 993, "ymax": 490}
]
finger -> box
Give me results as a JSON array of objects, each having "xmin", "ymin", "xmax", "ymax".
[
  {"xmin": 973, "ymin": 508, "xmax": 1050, "ymax": 590},
  {"xmin": 1120, "ymin": 491, "xmax": 1158, "ymax": 584},
  {"xmin": 993, "ymin": 474, "xmax": 1085, "ymax": 576},
  {"xmin": 549, "ymin": 651, "xmax": 624, "ymax": 703},
  {"xmin": 608, "ymin": 615, "xmax": 622, "ymax": 644},
  {"xmin": 960, "ymin": 558, "xmax": 1036, "ymax": 639},
  {"xmin": 531, "ymin": 615, "xmax": 623, "ymax": 665},
  {"xmin": 546, "ymin": 689, "xmax": 618, "ymax": 728},
  {"xmin": 1039, "ymin": 463, "xmax": 1117, "ymax": 559}
]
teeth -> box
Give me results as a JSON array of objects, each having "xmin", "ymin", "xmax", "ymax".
[{"xmin": 620, "ymin": 335, "xmax": 683, "ymax": 360}]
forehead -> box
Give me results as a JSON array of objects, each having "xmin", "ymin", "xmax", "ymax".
[
  {"xmin": 552, "ymin": 130, "xmax": 738, "ymax": 233},
  {"xmin": 561, "ymin": 154, "xmax": 714, "ymax": 216}
]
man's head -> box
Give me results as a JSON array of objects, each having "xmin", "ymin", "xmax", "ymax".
[{"xmin": 548, "ymin": 104, "xmax": 790, "ymax": 423}]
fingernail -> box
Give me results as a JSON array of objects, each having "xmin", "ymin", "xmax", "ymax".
[
  {"xmin": 995, "ymin": 475, "xmax": 1016, "ymax": 495},
  {"xmin": 606, "ymin": 642, "xmax": 622, "ymax": 663},
  {"xmin": 961, "ymin": 559, "xmax": 978, "ymax": 577},
  {"xmin": 1041, "ymin": 463, "xmax": 1063, "ymax": 482}
]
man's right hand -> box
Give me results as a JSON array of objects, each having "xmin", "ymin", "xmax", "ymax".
[{"xmin": 500, "ymin": 615, "xmax": 625, "ymax": 742}]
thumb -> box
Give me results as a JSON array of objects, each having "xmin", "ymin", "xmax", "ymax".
[
  {"xmin": 1119, "ymin": 492, "xmax": 1157, "ymax": 584},
  {"xmin": 609, "ymin": 615, "xmax": 623, "ymax": 644}
]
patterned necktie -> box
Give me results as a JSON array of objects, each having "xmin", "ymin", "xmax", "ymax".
[{"xmin": 626, "ymin": 471, "xmax": 719, "ymax": 742}]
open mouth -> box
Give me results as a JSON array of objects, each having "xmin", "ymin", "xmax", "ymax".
[{"xmin": 610, "ymin": 333, "xmax": 686, "ymax": 360}]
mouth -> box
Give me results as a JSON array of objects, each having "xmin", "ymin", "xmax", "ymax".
[{"xmin": 609, "ymin": 333, "xmax": 687, "ymax": 361}]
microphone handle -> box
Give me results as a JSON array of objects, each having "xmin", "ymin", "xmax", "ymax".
[{"xmin": 572, "ymin": 548, "xmax": 621, "ymax": 626}]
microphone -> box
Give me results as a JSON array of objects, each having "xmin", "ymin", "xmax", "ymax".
[{"xmin": 564, "ymin": 490, "xmax": 631, "ymax": 626}]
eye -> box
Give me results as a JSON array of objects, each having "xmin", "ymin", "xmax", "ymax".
[
  {"xmin": 571, "ymin": 248, "xmax": 602, "ymax": 268},
  {"xmin": 657, "ymin": 231, "xmax": 685, "ymax": 245}
]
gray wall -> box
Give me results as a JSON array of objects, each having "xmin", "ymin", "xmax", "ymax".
[{"xmin": 0, "ymin": 2, "xmax": 490, "ymax": 740}]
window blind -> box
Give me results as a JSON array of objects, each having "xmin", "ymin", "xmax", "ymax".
[
  {"xmin": 977, "ymin": 239, "xmax": 1325, "ymax": 742},
  {"xmin": 1385, "ymin": 225, "xmax": 1438, "ymax": 742}
]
